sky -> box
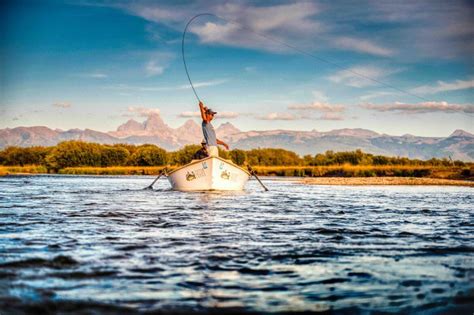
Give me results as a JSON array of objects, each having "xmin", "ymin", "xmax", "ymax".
[{"xmin": 1, "ymin": 0, "xmax": 473, "ymax": 136}]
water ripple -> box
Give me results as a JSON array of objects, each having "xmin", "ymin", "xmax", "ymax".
[{"xmin": 0, "ymin": 175, "xmax": 473, "ymax": 314}]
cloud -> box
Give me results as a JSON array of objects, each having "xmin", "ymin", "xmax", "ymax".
[
  {"xmin": 256, "ymin": 112, "xmax": 302, "ymax": 121},
  {"xmin": 179, "ymin": 79, "xmax": 228, "ymax": 89},
  {"xmin": 144, "ymin": 52, "xmax": 174, "ymax": 77},
  {"xmin": 145, "ymin": 61, "xmax": 164, "ymax": 76},
  {"xmin": 328, "ymin": 65, "xmax": 399, "ymax": 88},
  {"xmin": 244, "ymin": 66, "xmax": 256, "ymax": 73},
  {"xmin": 104, "ymin": 79, "xmax": 227, "ymax": 92},
  {"xmin": 255, "ymin": 111, "xmax": 344, "ymax": 121},
  {"xmin": 361, "ymin": 101, "xmax": 474, "ymax": 114},
  {"xmin": 117, "ymin": 1, "xmax": 322, "ymax": 53},
  {"xmin": 89, "ymin": 73, "xmax": 108, "ymax": 78},
  {"xmin": 127, "ymin": 106, "xmax": 161, "ymax": 117},
  {"xmin": 52, "ymin": 102, "xmax": 72, "ymax": 108},
  {"xmin": 178, "ymin": 111, "xmax": 239, "ymax": 119},
  {"xmin": 410, "ymin": 79, "xmax": 474, "ymax": 95},
  {"xmin": 189, "ymin": 2, "xmax": 322, "ymax": 52},
  {"xmin": 319, "ymin": 113, "xmax": 344, "ymax": 120},
  {"xmin": 311, "ymin": 90, "xmax": 329, "ymax": 102},
  {"xmin": 111, "ymin": 1, "xmax": 473, "ymax": 61},
  {"xmin": 288, "ymin": 101, "xmax": 345, "ymax": 112},
  {"xmin": 75, "ymin": 73, "xmax": 108, "ymax": 79},
  {"xmin": 333, "ymin": 37, "xmax": 395, "ymax": 57},
  {"xmin": 359, "ymin": 91, "xmax": 397, "ymax": 101}
]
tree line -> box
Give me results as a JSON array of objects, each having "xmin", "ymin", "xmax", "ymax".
[{"xmin": 0, "ymin": 140, "xmax": 468, "ymax": 171}]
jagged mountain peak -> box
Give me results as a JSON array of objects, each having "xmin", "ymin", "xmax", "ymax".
[
  {"xmin": 449, "ymin": 129, "xmax": 473, "ymax": 138},
  {"xmin": 324, "ymin": 128, "xmax": 380, "ymax": 137},
  {"xmin": 117, "ymin": 119, "xmax": 143, "ymax": 132},
  {"xmin": 143, "ymin": 113, "xmax": 169, "ymax": 131},
  {"xmin": 217, "ymin": 122, "xmax": 241, "ymax": 136},
  {"xmin": 180, "ymin": 119, "xmax": 200, "ymax": 128}
]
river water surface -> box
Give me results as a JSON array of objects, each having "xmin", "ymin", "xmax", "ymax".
[{"xmin": 0, "ymin": 175, "xmax": 473, "ymax": 314}]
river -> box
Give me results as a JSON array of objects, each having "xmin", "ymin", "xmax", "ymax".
[{"xmin": 0, "ymin": 175, "xmax": 473, "ymax": 314}]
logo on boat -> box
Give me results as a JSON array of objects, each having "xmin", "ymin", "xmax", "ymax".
[
  {"xmin": 221, "ymin": 170, "xmax": 230, "ymax": 180},
  {"xmin": 219, "ymin": 162, "xmax": 224, "ymax": 169},
  {"xmin": 202, "ymin": 162, "xmax": 208, "ymax": 169},
  {"xmin": 186, "ymin": 169, "xmax": 206, "ymax": 181},
  {"xmin": 186, "ymin": 171, "xmax": 196, "ymax": 181}
]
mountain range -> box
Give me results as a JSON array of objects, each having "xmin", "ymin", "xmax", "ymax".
[{"xmin": 1, "ymin": 113, "xmax": 473, "ymax": 161}]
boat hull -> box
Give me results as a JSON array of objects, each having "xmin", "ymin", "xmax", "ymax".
[{"xmin": 167, "ymin": 156, "xmax": 250, "ymax": 191}]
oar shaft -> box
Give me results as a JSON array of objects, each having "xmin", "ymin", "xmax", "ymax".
[
  {"xmin": 253, "ymin": 171, "xmax": 269, "ymax": 191},
  {"xmin": 146, "ymin": 168, "xmax": 167, "ymax": 189},
  {"xmin": 247, "ymin": 165, "xmax": 269, "ymax": 191}
]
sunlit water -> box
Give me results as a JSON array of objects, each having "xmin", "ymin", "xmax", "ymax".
[{"xmin": 0, "ymin": 175, "xmax": 473, "ymax": 314}]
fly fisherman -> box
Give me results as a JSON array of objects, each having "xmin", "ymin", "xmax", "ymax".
[{"xmin": 199, "ymin": 101, "xmax": 229, "ymax": 157}]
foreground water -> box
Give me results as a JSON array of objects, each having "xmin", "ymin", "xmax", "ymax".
[{"xmin": 0, "ymin": 175, "xmax": 473, "ymax": 314}]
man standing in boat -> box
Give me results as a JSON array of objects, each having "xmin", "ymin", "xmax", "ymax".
[{"xmin": 199, "ymin": 101, "xmax": 229, "ymax": 157}]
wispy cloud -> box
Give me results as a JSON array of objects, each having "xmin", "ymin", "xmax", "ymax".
[
  {"xmin": 179, "ymin": 79, "xmax": 228, "ymax": 89},
  {"xmin": 127, "ymin": 106, "xmax": 160, "ymax": 117},
  {"xmin": 178, "ymin": 111, "xmax": 239, "ymax": 119},
  {"xmin": 311, "ymin": 90, "xmax": 329, "ymax": 102},
  {"xmin": 104, "ymin": 79, "xmax": 227, "ymax": 92},
  {"xmin": 52, "ymin": 102, "xmax": 72, "ymax": 108},
  {"xmin": 113, "ymin": 1, "xmax": 473, "ymax": 60},
  {"xmin": 117, "ymin": 1, "xmax": 322, "ymax": 53},
  {"xmin": 75, "ymin": 73, "xmax": 108, "ymax": 79},
  {"xmin": 333, "ymin": 37, "xmax": 394, "ymax": 57},
  {"xmin": 288, "ymin": 101, "xmax": 345, "ymax": 112},
  {"xmin": 255, "ymin": 111, "xmax": 344, "ymax": 121},
  {"xmin": 244, "ymin": 66, "xmax": 256, "ymax": 73},
  {"xmin": 410, "ymin": 79, "xmax": 474, "ymax": 95},
  {"xmin": 190, "ymin": 2, "xmax": 322, "ymax": 52},
  {"xmin": 328, "ymin": 65, "xmax": 398, "ymax": 88},
  {"xmin": 361, "ymin": 101, "xmax": 474, "ymax": 114},
  {"xmin": 144, "ymin": 52, "xmax": 174, "ymax": 77},
  {"xmin": 256, "ymin": 112, "xmax": 302, "ymax": 121},
  {"xmin": 319, "ymin": 113, "xmax": 344, "ymax": 120},
  {"xmin": 359, "ymin": 91, "xmax": 397, "ymax": 101},
  {"xmin": 145, "ymin": 61, "xmax": 164, "ymax": 77}
]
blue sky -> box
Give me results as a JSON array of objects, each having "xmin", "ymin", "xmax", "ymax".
[{"xmin": 1, "ymin": 0, "xmax": 473, "ymax": 136}]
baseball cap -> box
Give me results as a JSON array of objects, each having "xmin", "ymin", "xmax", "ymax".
[{"xmin": 206, "ymin": 108, "xmax": 217, "ymax": 115}]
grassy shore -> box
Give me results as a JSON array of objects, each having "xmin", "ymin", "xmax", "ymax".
[
  {"xmin": 301, "ymin": 177, "xmax": 474, "ymax": 187},
  {"xmin": 1, "ymin": 165, "xmax": 472, "ymax": 186}
]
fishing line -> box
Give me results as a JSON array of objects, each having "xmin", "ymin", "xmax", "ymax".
[{"xmin": 182, "ymin": 13, "xmax": 434, "ymax": 103}]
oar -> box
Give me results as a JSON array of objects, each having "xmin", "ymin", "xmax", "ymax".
[
  {"xmin": 247, "ymin": 165, "xmax": 269, "ymax": 191},
  {"xmin": 145, "ymin": 167, "xmax": 168, "ymax": 190}
]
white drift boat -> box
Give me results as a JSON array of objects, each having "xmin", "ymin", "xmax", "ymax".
[{"xmin": 167, "ymin": 156, "xmax": 251, "ymax": 191}]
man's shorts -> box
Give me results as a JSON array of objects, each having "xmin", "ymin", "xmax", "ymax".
[{"xmin": 207, "ymin": 146, "xmax": 219, "ymax": 157}]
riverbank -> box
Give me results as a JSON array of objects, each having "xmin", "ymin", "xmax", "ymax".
[
  {"xmin": 301, "ymin": 177, "xmax": 474, "ymax": 187},
  {"xmin": 1, "ymin": 165, "xmax": 473, "ymax": 186}
]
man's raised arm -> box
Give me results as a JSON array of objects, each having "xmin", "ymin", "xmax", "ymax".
[{"xmin": 199, "ymin": 101, "xmax": 207, "ymax": 121}]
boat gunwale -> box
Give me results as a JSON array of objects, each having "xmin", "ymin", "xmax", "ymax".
[{"xmin": 167, "ymin": 156, "xmax": 251, "ymax": 176}]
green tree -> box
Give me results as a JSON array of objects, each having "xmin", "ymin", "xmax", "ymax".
[
  {"xmin": 101, "ymin": 146, "xmax": 130, "ymax": 166},
  {"xmin": 0, "ymin": 146, "xmax": 51, "ymax": 166},
  {"xmin": 128, "ymin": 145, "xmax": 168, "ymax": 166},
  {"xmin": 230, "ymin": 149, "xmax": 247, "ymax": 165},
  {"xmin": 170, "ymin": 145, "xmax": 201, "ymax": 165},
  {"xmin": 45, "ymin": 141, "xmax": 103, "ymax": 170},
  {"xmin": 246, "ymin": 148, "xmax": 303, "ymax": 166}
]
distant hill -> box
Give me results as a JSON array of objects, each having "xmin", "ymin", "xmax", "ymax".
[{"xmin": 1, "ymin": 114, "xmax": 473, "ymax": 161}]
